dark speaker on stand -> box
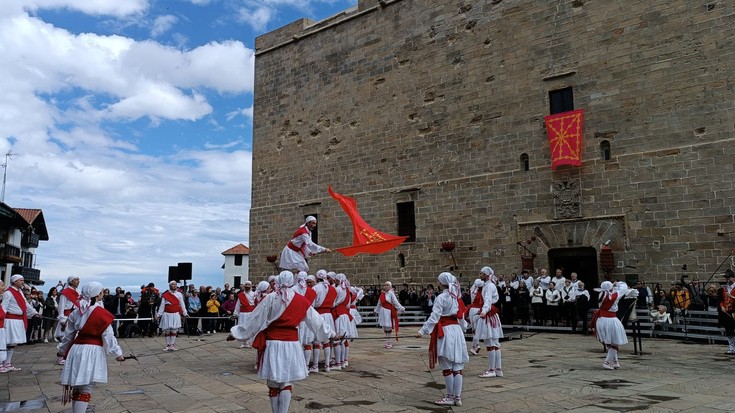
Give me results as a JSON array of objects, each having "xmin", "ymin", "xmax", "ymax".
[
  {"xmin": 168, "ymin": 266, "xmax": 179, "ymax": 283},
  {"xmin": 178, "ymin": 262, "xmax": 193, "ymax": 281}
]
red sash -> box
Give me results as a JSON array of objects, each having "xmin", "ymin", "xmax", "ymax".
[
  {"xmin": 380, "ymin": 292, "xmax": 400, "ymax": 340},
  {"xmin": 470, "ymin": 288, "xmax": 484, "ymax": 309},
  {"xmin": 305, "ymin": 287, "xmax": 317, "ymax": 305},
  {"xmin": 253, "ymin": 294, "xmax": 312, "ymax": 369},
  {"xmin": 61, "ymin": 288, "xmax": 80, "ymax": 314},
  {"xmin": 599, "ymin": 292, "xmax": 618, "ymax": 318},
  {"xmin": 7, "ymin": 287, "xmax": 28, "ymax": 329},
  {"xmin": 721, "ymin": 287, "xmax": 735, "ymax": 313},
  {"xmin": 316, "ymin": 284, "xmax": 337, "ymax": 314},
  {"xmin": 429, "ymin": 315, "xmax": 459, "ymax": 369},
  {"xmin": 0, "ymin": 306, "xmax": 5, "ymax": 328},
  {"xmin": 286, "ymin": 226, "xmax": 309, "ymax": 254},
  {"xmin": 162, "ymin": 291, "xmax": 183, "ymax": 314},
  {"xmin": 66, "ymin": 307, "xmax": 115, "ymax": 357},
  {"xmin": 333, "ymin": 291, "xmax": 353, "ymax": 320},
  {"xmin": 238, "ymin": 292, "xmax": 255, "ymax": 312}
]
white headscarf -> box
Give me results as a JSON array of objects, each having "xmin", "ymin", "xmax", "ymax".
[
  {"xmin": 470, "ymin": 278, "xmax": 484, "ymax": 298},
  {"xmin": 306, "ymin": 274, "xmax": 317, "ymax": 283},
  {"xmin": 276, "ymin": 271, "xmax": 295, "ymax": 303},
  {"xmin": 595, "ymin": 281, "xmax": 613, "ymax": 292},
  {"xmin": 255, "ymin": 281, "xmax": 270, "ymax": 301},
  {"xmin": 296, "ymin": 271, "xmax": 308, "ymax": 288},
  {"xmin": 304, "ymin": 216, "xmax": 316, "ymax": 225},
  {"xmin": 67, "ymin": 275, "xmax": 79, "ymax": 284},
  {"xmin": 10, "ymin": 274, "xmax": 23, "ymax": 284},
  {"xmin": 79, "ymin": 281, "xmax": 104, "ymax": 313},
  {"xmin": 316, "ymin": 270, "xmax": 328, "ymax": 281},
  {"xmin": 438, "ymin": 272, "xmax": 461, "ymax": 299}
]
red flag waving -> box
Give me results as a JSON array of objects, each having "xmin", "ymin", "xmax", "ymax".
[
  {"xmin": 545, "ymin": 109, "xmax": 584, "ymax": 170},
  {"xmin": 328, "ymin": 186, "xmax": 408, "ymax": 256}
]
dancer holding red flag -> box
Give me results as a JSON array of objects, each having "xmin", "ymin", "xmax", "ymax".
[
  {"xmin": 416, "ymin": 272, "xmax": 469, "ymax": 407},
  {"xmin": 279, "ymin": 216, "xmax": 331, "ymax": 272},
  {"xmin": 374, "ymin": 281, "xmax": 405, "ymax": 349}
]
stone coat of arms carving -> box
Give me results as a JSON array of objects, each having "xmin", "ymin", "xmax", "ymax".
[{"xmin": 551, "ymin": 175, "xmax": 581, "ymax": 219}]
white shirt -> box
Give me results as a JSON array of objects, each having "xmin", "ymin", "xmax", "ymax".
[
  {"xmin": 2, "ymin": 287, "xmax": 39, "ymax": 317},
  {"xmin": 157, "ymin": 290, "xmax": 188, "ymax": 317}
]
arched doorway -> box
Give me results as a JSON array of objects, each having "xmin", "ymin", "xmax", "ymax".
[{"xmin": 547, "ymin": 247, "xmax": 599, "ymax": 289}]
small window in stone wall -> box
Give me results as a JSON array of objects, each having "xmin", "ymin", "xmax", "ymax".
[
  {"xmin": 397, "ymin": 202, "xmax": 416, "ymax": 242},
  {"xmin": 549, "ymin": 87, "xmax": 574, "ymax": 114},
  {"xmin": 520, "ymin": 153, "xmax": 529, "ymax": 171},
  {"xmin": 398, "ymin": 252, "xmax": 406, "ymax": 268},
  {"xmin": 600, "ymin": 140, "xmax": 611, "ymax": 160},
  {"xmin": 304, "ymin": 213, "xmax": 318, "ymax": 244}
]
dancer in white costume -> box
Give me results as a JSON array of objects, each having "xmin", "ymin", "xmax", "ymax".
[
  {"xmin": 229, "ymin": 271, "xmax": 333, "ymax": 413},
  {"xmin": 291, "ymin": 272, "xmax": 317, "ymax": 367},
  {"xmin": 374, "ymin": 281, "xmax": 405, "ymax": 349},
  {"xmin": 157, "ymin": 281, "xmax": 188, "ymax": 351},
  {"xmin": 57, "ymin": 282, "xmax": 125, "ymax": 413},
  {"xmin": 594, "ymin": 281, "xmax": 628, "ymax": 369},
  {"xmin": 474, "ymin": 267, "xmax": 504, "ymax": 378},
  {"xmin": 310, "ymin": 270, "xmax": 337, "ymax": 372},
  {"xmin": 279, "ymin": 216, "xmax": 331, "ymax": 272},
  {"xmin": 467, "ymin": 278, "xmax": 485, "ymax": 355},
  {"xmin": 416, "ymin": 272, "xmax": 469, "ymax": 407},
  {"xmin": 2, "ymin": 275, "xmax": 40, "ymax": 371}
]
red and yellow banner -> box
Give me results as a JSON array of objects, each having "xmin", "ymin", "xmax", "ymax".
[
  {"xmin": 328, "ymin": 186, "xmax": 408, "ymax": 257},
  {"xmin": 545, "ymin": 109, "xmax": 584, "ymax": 170}
]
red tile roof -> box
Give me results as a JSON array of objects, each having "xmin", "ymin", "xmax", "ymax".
[
  {"xmin": 14, "ymin": 208, "xmax": 41, "ymax": 225},
  {"xmin": 221, "ymin": 243, "xmax": 250, "ymax": 255}
]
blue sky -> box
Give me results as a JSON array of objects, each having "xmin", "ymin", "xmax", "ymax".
[{"xmin": 1, "ymin": 0, "xmax": 356, "ymax": 292}]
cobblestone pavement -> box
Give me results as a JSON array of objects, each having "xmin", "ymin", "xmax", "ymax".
[{"xmin": 1, "ymin": 328, "xmax": 733, "ymax": 412}]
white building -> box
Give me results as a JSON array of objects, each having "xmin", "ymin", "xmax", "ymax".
[{"xmin": 221, "ymin": 244, "xmax": 249, "ymax": 288}]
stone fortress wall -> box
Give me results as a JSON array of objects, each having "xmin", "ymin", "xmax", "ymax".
[{"xmin": 248, "ymin": 0, "xmax": 735, "ymax": 288}]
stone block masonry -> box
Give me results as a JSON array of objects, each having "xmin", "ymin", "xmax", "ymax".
[{"xmin": 249, "ymin": 0, "xmax": 735, "ymax": 287}]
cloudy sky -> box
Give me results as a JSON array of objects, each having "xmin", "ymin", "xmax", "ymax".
[{"xmin": 2, "ymin": 0, "xmax": 355, "ymax": 292}]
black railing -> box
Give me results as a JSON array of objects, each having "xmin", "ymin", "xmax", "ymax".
[
  {"xmin": 0, "ymin": 243, "xmax": 21, "ymax": 263},
  {"xmin": 22, "ymin": 233, "xmax": 40, "ymax": 248},
  {"xmin": 12, "ymin": 266, "xmax": 41, "ymax": 283}
]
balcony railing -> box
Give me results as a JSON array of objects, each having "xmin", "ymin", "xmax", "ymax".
[
  {"xmin": 12, "ymin": 266, "xmax": 42, "ymax": 284},
  {"xmin": 0, "ymin": 243, "xmax": 21, "ymax": 263},
  {"xmin": 22, "ymin": 233, "xmax": 40, "ymax": 249}
]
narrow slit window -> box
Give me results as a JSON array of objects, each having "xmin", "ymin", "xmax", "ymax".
[
  {"xmin": 600, "ymin": 140, "xmax": 611, "ymax": 160},
  {"xmin": 520, "ymin": 153, "xmax": 530, "ymax": 171},
  {"xmin": 396, "ymin": 202, "xmax": 416, "ymax": 242}
]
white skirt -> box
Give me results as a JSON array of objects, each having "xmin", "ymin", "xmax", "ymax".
[
  {"xmin": 238, "ymin": 313, "xmax": 249, "ymax": 326},
  {"xmin": 377, "ymin": 307, "xmax": 395, "ymax": 330},
  {"xmin": 259, "ymin": 340, "xmax": 308, "ymax": 383},
  {"xmin": 315, "ymin": 313, "xmax": 335, "ymax": 342},
  {"xmin": 0, "ymin": 328, "xmax": 6, "ymax": 363},
  {"xmin": 279, "ymin": 247, "xmax": 308, "ymax": 273},
  {"xmin": 596, "ymin": 317, "xmax": 628, "ymax": 346},
  {"xmin": 468, "ymin": 308, "xmax": 481, "ymax": 329},
  {"xmin": 4, "ymin": 319, "xmax": 27, "ymax": 345},
  {"xmin": 334, "ymin": 314, "xmax": 354, "ymax": 338},
  {"xmin": 298, "ymin": 320, "xmax": 315, "ymax": 345},
  {"xmin": 60, "ymin": 344, "xmax": 109, "ymax": 386},
  {"xmin": 159, "ymin": 312, "xmax": 182, "ymax": 331},
  {"xmin": 473, "ymin": 314, "xmax": 503, "ymax": 341},
  {"xmin": 436, "ymin": 324, "xmax": 470, "ymax": 364},
  {"xmin": 350, "ymin": 308, "xmax": 362, "ymax": 325}
]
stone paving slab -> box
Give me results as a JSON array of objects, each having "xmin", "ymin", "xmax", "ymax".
[{"xmin": 0, "ymin": 329, "xmax": 734, "ymax": 412}]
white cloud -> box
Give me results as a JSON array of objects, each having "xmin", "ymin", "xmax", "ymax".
[
  {"xmin": 19, "ymin": 0, "xmax": 149, "ymax": 17},
  {"xmin": 237, "ymin": 5, "xmax": 273, "ymax": 32},
  {"xmin": 0, "ymin": 5, "xmax": 254, "ymax": 289},
  {"xmin": 151, "ymin": 14, "xmax": 178, "ymax": 37},
  {"xmin": 226, "ymin": 106, "xmax": 253, "ymax": 121}
]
